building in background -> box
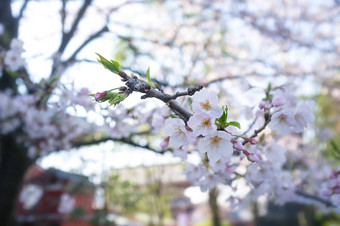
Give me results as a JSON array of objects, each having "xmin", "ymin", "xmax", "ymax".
[{"xmin": 15, "ymin": 166, "xmax": 95, "ymax": 226}]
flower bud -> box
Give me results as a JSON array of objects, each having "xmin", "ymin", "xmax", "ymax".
[{"xmin": 94, "ymin": 91, "xmax": 108, "ymax": 101}]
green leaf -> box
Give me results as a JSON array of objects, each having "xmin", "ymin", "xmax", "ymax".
[
  {"xmin": 108, "ymin": 93, "xmax": 126, "ymax": 107},
  {"xmin": 259, "ymin": 133, "xmax": 265, "ymax": 143},
  {"xmin": 96, "ymin": 53, "xmax": 121, "ymax": 74},
  {"xmin": 146, "ymin": 67, "xmax": 151, "ymax": 85},
  {"xmin": 225, "ymin": 121, "xmax": 241, "ymax": 129},
  {"xmin": 217, "ymin": 105, "xmax": 228, "ymax": 124}
]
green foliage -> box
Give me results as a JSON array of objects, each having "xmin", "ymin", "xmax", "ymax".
[
  {"xmin": 216, "ymin": 105, "xmax": 241, "ymax": 130},
  {"xmin": 90, "ymin": 211, "xmax": 116, "ymax": 226},
  {"xmin": 104, "ymin": 174, "xmax": 143, "ymax": 214},
  {"xmin": 90, "ymin": 89, "xmax": 126, "ymax": 107},
  {"xmin": 146, "ymin": 67, "xmax": 151, "ymax": 85},
  {"xmin": 96, "ymin": 53, "xmax": 121, "ymax": 74},
  {"xmin": 69, "ymin": 207, "xmax": 86, "ymax": 219},
  {"xmin": 225, "ymin": 121, "xmax": 241, "ymax": 129},
  {"xmin": 195, "ymin": 220, "xmax": 230, "ymax": 226},
  {"xmin": 259, "ymin": 133, "xmax": 265, "ymax": 143},
  {"xmin": 314, "ymin": 90, "xmax": 340, "ymax": 163}
]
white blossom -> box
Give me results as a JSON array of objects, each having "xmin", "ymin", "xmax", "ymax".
[
  {"xmin": 187, "ymin": 112, "xmax": 216, "ymax": 136},
  {"xmin": 292, "ymin": 101, "xmax": 315, "ymax": 133},
  {"xmin": 192, "ymin": 88, "xmax": 223, "ymax": 118},
  {"xmin": 269, "ymin": 109, "xmax": 295, "ymax": 135},
  {"xmin": 163, "ymin": 118, "xmax": 188, "ymax": 148},
  {"xmin": 197, "ymin": 131, "xmax": 233, "ymax": 163}
]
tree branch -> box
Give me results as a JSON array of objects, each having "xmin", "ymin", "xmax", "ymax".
[
  {"xmin": 17, "ymin": 0, "xmax": 30, "ymax": 21},
  {"xmin": 119, "ymin": 71, "xmax": 199, "ymax": 122},
  {"xmin": 57, "ymin": 0, "xmax": 92, "ymax": 54},
  {"xmin": 73, "ymin": 136, "xmax": 167, "ymax": 155},
  {"xmin": 64, "ymin": 25, "xmax": 109, "ymax": 66},
  {"xmin": 61, "ymin": 0, "xmax": 66, "ymax": 35},
  {"xmin": 295, "ymin": 190, "xmax": 335, "ymax": 208}
]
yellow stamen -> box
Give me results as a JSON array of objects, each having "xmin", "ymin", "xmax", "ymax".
[
  {"xmin": 200, "ymin": 100, "xmax": 211, "ymax": 110},
  {"xmin": 210, "ymin": 136, "xmax": 222, "ymax": 147},
  {"xmin": 200, "ymin": 119, "xmax": 211, "ymax": 128}
]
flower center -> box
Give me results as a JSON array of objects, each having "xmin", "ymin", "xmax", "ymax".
[
  {"xmin": 175, "ymin": 127, "xmax": 184, "ymax": 135},
  {"xmin": 200, "ymin": 100, "xmax": 211, "ymax": 110},
  {"xmin": 210, "ymin": 136, "xmax": 222, "ymax": 146},
  {"xmin": 278, "ymin": 114, "xmax": 287, "ymax": 122},
  {"xmin": 200, "ymin": 119, "xmax": 211, "ymax": 128}
]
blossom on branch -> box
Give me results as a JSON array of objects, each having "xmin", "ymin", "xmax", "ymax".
[
  {"xmin": 187, "ymin": 112, "xmax": 216, "ymax": 136},
  {"xmin": 192, "ymin": 88, "xmax": 223, "ymax": 117},
  {"xmin": 197, "ymin": 131, "xmax": 233, "ymax": 163}
]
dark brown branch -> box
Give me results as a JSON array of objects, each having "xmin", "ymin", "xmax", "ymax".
[
  {"xmin": 73, "ymin": 137, "xmax": 167, "ymax": 155},
  {"xmin": 17, "ymin": 0, "xmax": 30, "ymax": 21},
  {"xmin": 18, "ymin": 68, "xmax": 37, "ymax": 94},
  {"xmin": 295, "ymin": 190, "xmax": 335, "ymax": 208},
  {"xmin": 120, "ymin": 72, "xmax": 199, "ymax": 122},
  {"xmin": 57, "ymin": 0, "xmax": 92, "ymax": 54},
  {"xmin": 64, "ymin": 25, "xmax": 109, "ymax": 65}
]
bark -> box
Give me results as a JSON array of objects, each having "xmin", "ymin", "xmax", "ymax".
[
  {"xmin": 209, "ymin": 187, "xmax": 221, "ymax": 226},
  {"xmin": 0, "ymin": 135, "xmax": 32, "ymax": 226}
]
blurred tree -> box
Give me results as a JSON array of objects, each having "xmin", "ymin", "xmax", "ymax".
[{"xmin": 0, "ymin": 0, "xmax": 339, "ymax": 226}]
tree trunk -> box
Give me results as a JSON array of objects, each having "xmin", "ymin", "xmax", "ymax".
[
  {"xmin": 209, "ymin": 187, "xmax": 221, "ymax": 226},
  {"xmin": 0, "ymin": 134, "xmax": 31, "ymax": 226}
]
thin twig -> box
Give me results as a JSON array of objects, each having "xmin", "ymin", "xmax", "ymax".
[{"xmin": 17, "ymin": 0, "xmax": 30, "ymax": 21}]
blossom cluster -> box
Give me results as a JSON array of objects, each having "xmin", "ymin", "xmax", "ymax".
[
  {"xmin": 0, "ymin": 38, "xmax": 26, "ymax": 73},
  {"xmin": 149, "ymin": 86, "xmax": 339, "ymax": 211},
  {"xmin": 323, "ymin": 168, "xmax": 340, "ymax": 197},
  {"xmin": 0, "ymin": 90, "xmax": 94, "ymax": 158},
  {"xmin": 266, "ymin": 87, "xmax": 315, "ymax": 135}
]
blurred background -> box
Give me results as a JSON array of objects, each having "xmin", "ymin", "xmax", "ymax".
[{"xmin": 1, "ymin": 0, "xmax": 340, "ymax": 225}]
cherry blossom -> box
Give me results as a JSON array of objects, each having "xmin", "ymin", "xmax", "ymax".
[
  {"xmin": 197, "ymin": 131, "xmax": 233, "ymax": 163},
  {"xmin": 163, "ymin": 118, "xmax": 189, "ymax": 148},
  {"xmin": 269, "ymin": 109, "xmax": 295, "ymax": 135},
  {"xmin": 192, "ymin": 88, "xmax": 223, "ymax": 117},
  {"xmin": 187, "ymin": 112, "xmax": 217, "ymax": 136},
  {"xmin": 292, "ymin": 101, "xmax": 315, "ymax": 133},
  {"xmin": 183, "ymin": 164, "xmax": 207, "ymax": 182}
]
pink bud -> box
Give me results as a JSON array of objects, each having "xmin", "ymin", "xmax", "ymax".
[
  {"xmin": 234, "ymin": 141, "xmax": 245, "ymax": 151},
  {"xmin": 244, "ymin": 137, "xmax": 258, "ymax": 145},
  {"xmin": 259, "ymin": 101, "xmax": 266, "ymax": 109},
  {"xmin": 160, "ymin": 137, "xmax": 169, "ymax": 150},
  {"xmin": 94, "ymin": 91, "xmax": 108, "ymax": 101},
  {"xmin": 248, "ymin": 153, "xmax": 261, "ymax": 162}
]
